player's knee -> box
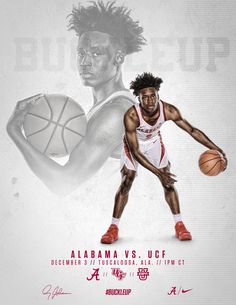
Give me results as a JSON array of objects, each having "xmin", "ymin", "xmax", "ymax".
[
  {"xmin": 121, "ymin": 173, "xmax": 135, "ymax": 195},
  {"xmin": 163, "ymin": 184, "xmax": 175, "ymax": 193}
]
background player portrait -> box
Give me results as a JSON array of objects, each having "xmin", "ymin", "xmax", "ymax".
[
  {"xmin": 6, "ymin": 1, "xmax": 146, "ymax": 195},
  {"xmin": 1, "ymin": 1, "xmax": 236, "ymax": 305}
]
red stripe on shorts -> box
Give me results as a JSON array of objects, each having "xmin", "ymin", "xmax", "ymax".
[
  {"xmin": 123, "ymin": 137, "xmax": 135, "ymax": 166},
  {"xmin": 158, "ymin": 131, "xmax": 165, "ymax": 166}
]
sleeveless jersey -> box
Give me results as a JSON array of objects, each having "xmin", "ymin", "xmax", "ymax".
[
  {"xmin": 87, "ymin": 90, "xmax": 136, "ymax": 120},
  {"xmin": 134, "ymin": 100, "xmax": 166, "ymax": 142}
]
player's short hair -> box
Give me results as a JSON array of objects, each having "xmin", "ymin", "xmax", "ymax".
[
  {"xmin": 130, "ymin": 72, "xmax": 163, "ymax": 96},
  {"xmin": 67, "ymin": 1, "xmax": 146, "ymax": 54}
]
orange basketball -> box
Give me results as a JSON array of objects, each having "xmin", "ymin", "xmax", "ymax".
[{"xmin": 198, "ymin": 150, "xmax": 225, "ymax": 176}]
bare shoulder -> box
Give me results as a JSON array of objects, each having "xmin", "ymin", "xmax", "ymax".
[
  {"xmin": 92, "ymin": 96, "xmax": 134, "ymax": 120},
  {"xmin": 124, "ymin": 105, "xmax": 139, "ymax": 123},
  {"xmin": 161, "ymin": 100, "xmax": 181, "ymax": 121},
  {"xmin": 98, "ymin": 97, "xmax": 135, "ymax": 122},
  {"xmin": 110, "ymin": 95, "xmax": 135, "ymax": 111},
  {"xmin": 86, "ymin": 98, "xmax": 130, "ymax": 140},
  {"xmin": 96, "ymin": 96, "xmax": 139, "ymax": 125}
]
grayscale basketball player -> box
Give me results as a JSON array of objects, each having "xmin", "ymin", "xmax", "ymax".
[{"xmin": 7, "ymin": 1, "xmax": 146, "ymax": 195}]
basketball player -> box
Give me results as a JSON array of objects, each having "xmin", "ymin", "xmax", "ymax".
[
  {"xmin": 6, "ymin": 1, "xmax": 148, "ymax": 195},
  {"xmin": 101, "ymin": 72, "xmax": 227, "ymax": 242}
]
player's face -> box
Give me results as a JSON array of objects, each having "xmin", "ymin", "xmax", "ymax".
[
  {"xmin": 139, "ymin": 87, "xmax": 159, "ymax": 114},
  {"xmin": 77, "ymin": 31, "xmax": 119, "ymax": 88}
]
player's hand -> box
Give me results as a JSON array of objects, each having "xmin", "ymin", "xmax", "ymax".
[
  {"xmin": 7, "ymin": 94, "xmax": 43, "ymax": 135},
  {"xmin": 156, "ymin": 170, "xmax": 177, "ymax": 188},
  {"xmin": 218, "ymin": 149, "xmax": 227, "ymax": 171}
]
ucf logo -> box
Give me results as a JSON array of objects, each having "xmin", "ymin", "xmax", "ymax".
[{"xmin": 111, "ymin": 268, "xmax": 126, "ymax": 281}]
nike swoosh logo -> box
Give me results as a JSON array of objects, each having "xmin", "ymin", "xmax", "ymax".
[{"xmin": 182, "ymin": 288, "xmax": 193, "ymax": 293}]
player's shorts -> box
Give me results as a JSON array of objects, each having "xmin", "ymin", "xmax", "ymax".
[{"xmin": 120, "ymin": 136, "xmax": 169, "ymax": 173}]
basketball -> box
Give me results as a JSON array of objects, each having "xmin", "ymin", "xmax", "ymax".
[
  {"xmin": 23, "ymin": 94, "xmax": 87, "ymax": 157},
  {"xmin": 198, "ymin": 149, "xmax": 225, "ymax": 176}
]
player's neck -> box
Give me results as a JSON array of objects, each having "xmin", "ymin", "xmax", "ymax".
[{"xmin": 92, "ymin": 73, "xmax": 127, "ymax": 105}]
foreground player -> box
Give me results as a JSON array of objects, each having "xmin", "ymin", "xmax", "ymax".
[{"xmin": 101, "ymin": 72, "xmax": 227, "ymax": 242}]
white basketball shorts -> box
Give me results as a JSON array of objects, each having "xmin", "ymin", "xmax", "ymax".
[{"xmin": 120, "ymin": 136, "xmax": 169, "ymax": 172}]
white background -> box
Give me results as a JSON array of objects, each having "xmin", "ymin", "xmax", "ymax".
[{"xmin": 0, "ymin": 0, "xmax": 236, "ymax": 304}]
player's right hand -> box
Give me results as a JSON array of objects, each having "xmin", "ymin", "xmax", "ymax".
[
  {"xmin": 157, "ymin": 171, "xmax": 177, "ymax": 188},
  {"xmin": 7, "ymin": 94, "xmax": 43, "ymax": 135}
]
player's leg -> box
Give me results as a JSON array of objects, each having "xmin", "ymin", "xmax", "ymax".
[
  {"xmin": 113, "ymin": 165, "xmax": 136, "ymax": 218},
  {"xmin": 146, "ymin": 139, "xmax": 191, "ymax": 241},
  {"xmin": 160, "ymin": 163, "xmax": 180, "ymax": 214},
  {"xmin": 101, "ymin": 166, "xmax": 136, "ymax": 244},
  {"xmin": 159, "ymin": 164, "xmax": 192, "ymax": 241},
  {"xmin": 101, "ymin": 138, "xmax": 138, "ymax": 244}
]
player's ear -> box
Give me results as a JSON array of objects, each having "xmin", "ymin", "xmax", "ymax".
[{"xmin": 114, "ymin": 50, "xmax": 125, "ymax": 65}]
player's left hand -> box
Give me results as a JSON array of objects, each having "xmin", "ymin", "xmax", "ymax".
[
  {"xmin": 218, "ymin": 149, "xmax": 227, "ymax": 171},
  {"xmin": 157, "ymin": 170, "xmax": 177, "ymax": 188}
]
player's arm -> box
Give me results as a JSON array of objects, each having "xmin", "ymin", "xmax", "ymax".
[
  {"xmin": 7, "ymin": 96, "xmax": 130, "ymax": 196},
  {"xmin": 124, "ymin": 108, "xmax": 176, "ymax": 185},
  {"xmin": 165, "ymin": 102, "xmax": 227, "ymax": 166}
]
